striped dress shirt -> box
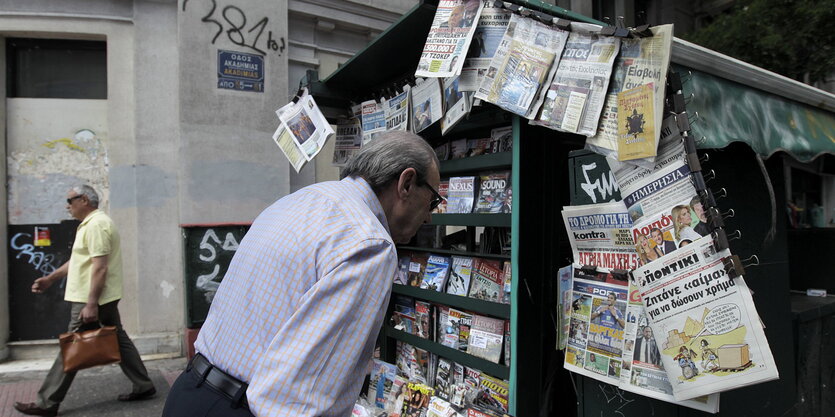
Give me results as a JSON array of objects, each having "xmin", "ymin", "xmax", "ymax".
[{"xmin": 194, "ymin": 176, "xmax": 397, "ymax": 416}]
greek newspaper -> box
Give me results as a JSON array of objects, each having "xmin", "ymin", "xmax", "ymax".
[
  {"xmin": 616, "ymin": 146, "xmax": 696, "ymax": 223},
  {"xmin": 533, "ymin": 23, "xmax": 620, "ymax": 136},
  {"xmin": 561, "ymin": 202, "xmax": 640, "ymax": 271},
  {"xmin": 361, "ymin": 99, "xmax": 386, "ymax": 144},
  {"xmin": 474, "ymin": 13, "xmax": 569, "ymax": 118},
  {"xmin": 332, "ymin": 117, "xmax": 361, "ymax": 166},
  {"xmin": 416, "ymin": 0, "xmax": 484, "ymax": 78},
  {"xmin": 272, "ymin": 91, "xmax": 334, "ymax": 173},
  {"xmin": 441, "ymin": 76, "xmax": 473, "ymax": 134},
  {"xmin": 586, "ymin": 25, "xmax": 673, "ymax": 164},
  {"xmin": 635, "ymin": 238, "xmax": 778, "ymax": 400},
  {"xmin": 459, "ymin": 2, "xmax": 512, "ymax": 91},
  {"xmin": 411, "ymin": 78, "xmax": 444, "ymax": 134},
  {"xmin": 385, "ymin": 88, "xmax": 411, "ymax": 132},
  {"xmin": 606, "ymin": 115, "xmax": 684, "ymax": 195}
]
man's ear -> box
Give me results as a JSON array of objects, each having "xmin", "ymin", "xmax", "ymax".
[{"xmin": 396, "ymin": 168, "xmax": 418, "ymax": 200}]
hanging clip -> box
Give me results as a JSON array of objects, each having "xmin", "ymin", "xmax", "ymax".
[
  {"xmin": 668, "ymin": 92, "xmax": 686, "ymax": 114},
  {"xmin": 686, "ymin": 152, "xmax": 702, "ymax": 174},
  {"xmin": 291, "ymin": 87, "xmax": 305, "ymax": 104},
  {"xmin": 600, "ymin": 17, "xmax": 616, "ymax": 36},
  {"xmin": 727, "ymin": 229, "xmax": 742, "ymax": 241},
  {"xmin": 706, "ymin": 207, "xmax": 733, "ymax": 229},
  {"xmin": 631, "ymin": 24, "xmax": 654, "ymax": 38},
  {"xmin": 676, "ymin": 112, "xmax": 692, "ymax": 132},
  {"xmin": 580, "ymin": 264, "xmax": 598, "ymax": 276},
  {"xmin": 722, "ymin": 255, "xmax": 746, "ymax": 279},
  {"xmin": 712, "ymin": 229, "xmax": 730, "ymax": 251},
  {"xmin": 613, "ymin": 16, "xmax": 630, "ymax": 37},
  {"xmin": 699, "ymin": 187, "xmax": 726, "ymax": 208},
  {"xmin": 553, "ymin": 17, "xmax": 572, "ymax": 31},
  {"xmin": 667, "ymin": 72, "xmax": 683, "ymax": 93},
  {"xmin": 611, "ymin": 269, "xmax": 632, "ymax": 282}
]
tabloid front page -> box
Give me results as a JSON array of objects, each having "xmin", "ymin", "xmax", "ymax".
[
  {"xmin": 474, "ymin": 14, "xmax": 569, "ymax": 118},
  {"xmin": 586, "ymin": 25, "xmax": 673, "ymax": 164},
  {"xmin": 385, "ymin": 88, "xmax": 411, "ymax": 132},
  {"xmin": 332, "ymin": 117, "xmax": 361, "ymax": 167},
  {"xmin": 361, "ymin": 99, "xmax": 386, "ymax": 144},
  {"xmin": 561, "ymin": 201, "xmax": 640, "ymax": 271},
  {"xmin": 618, "ymin": 154, "xmax": 696, "ymax": 223},
  {"xmin": 606, "ymin": 116, "xmax": 683, "ymax": 194},
  {"xmin": 441, "ymin": 76, "xmax": 473, "ymax": 134},
  {"xmin": 272, "ymin": 91, "xmax": 334, "ymax": 173},
  {"xmin": 459, "ymin": 2, "xmax": 512, "ymax": 91},
  {"xmin": 416, "ymin": 0, "xmax": 484, "ymax": 78},
  {"xmin": 533, "ymin": 23, "xmax": 620, "ymax": 136},
  {"xmin": 411, "ymin": 78, "xmax": 444, "ymax": 134},
  {"xmin": 635, "ymin": 238, "xmax": 778, "ymax": 400}
]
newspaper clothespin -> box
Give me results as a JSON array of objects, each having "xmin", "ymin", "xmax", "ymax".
[
  {"xmin": 613, "ymin": 17, "xmax": 630, "ymax": 37},
  {"xmin": 686, "ymin": 152, "xmax": 702, "ymax": 173},
  {"xmin": 712, "ymin": 229, "xmax": 729, "ymax": 251},
  {"xmin": 580, "ymin": 264, "xmax": 598, "ymax": 276},
  {"xmin": 706, "ymin": 206, "xmax": 730, "ymax": 229},
  {"xmin": 291, "ymin": 87, "xmax": 306, "ymax": 104},
  {"xmin": 682, "ymin": 132, "xmax": 698, "ymax": 153},
  {"xmin": 691, "ymin": 172, "xmax": 707, "ymax": 191},
  {"xmin": 668, "ymin": 92, "xmax": 686, "ymax": 114},
  {"xmin": 699, "ymin": 187, "xmax": 727, "ymax": 208},
  {"xmin": 631, "ymin": 23, "xmax": 654, "ymax": 38},
  {"xmin": 611, "ymin": 269, "xmax": 632, "ymax": 282},
  {"xmin": 599, "ymin": 17, "xmax": 616, "ymax": 36},
  {"xmin": 552, "ymin": 17, "xmax": 572, "ymax": 31},
  {"xmin": 676, "ymin": 112, "xmax": 692, "ymax": 132},
  {"xmin": 667, "ymin": 71, "xmax": 683, "ymax": 92},
  {"xmin": 722, "ymin": 255, "xmax": 746, "ymax": 279},
  {"xmin": 530, "ymin": 10, "xmax": 555, "ymax": 25}
]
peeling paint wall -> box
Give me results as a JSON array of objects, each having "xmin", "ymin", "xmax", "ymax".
[{"xmin": 6, "ymin": 99, "xmax": 108, "ymax": 224}]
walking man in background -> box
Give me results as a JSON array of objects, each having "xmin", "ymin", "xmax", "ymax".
[
  {"xmin": 14, "ymin": 185, "xmax": 155, "ymax": 416},
  {"xmin": 163, "ymin": 131, "xmax": 441, "ymax": 416}
]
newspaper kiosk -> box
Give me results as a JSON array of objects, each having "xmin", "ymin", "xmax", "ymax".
[{"xmin": 305, "ymin": 0, "xmax": 835, "ymax": 416}]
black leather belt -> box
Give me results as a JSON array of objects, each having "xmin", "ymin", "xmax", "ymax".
[{"xmin": 190, "ymin": 353, "xmax": 249, "ymax": 409}]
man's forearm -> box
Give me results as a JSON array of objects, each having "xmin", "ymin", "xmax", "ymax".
[
  {"xmin": 46, "ymin": 261, "xmax": 70, "ymax": 282},
  {"xmin": 88, "ymin": 257, "xmax": 108, "ymax": 305}
]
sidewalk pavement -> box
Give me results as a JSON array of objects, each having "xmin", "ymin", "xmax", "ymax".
[{"xmin": 0, "ymin": 356, "xmax": 188, "ymax": 417}]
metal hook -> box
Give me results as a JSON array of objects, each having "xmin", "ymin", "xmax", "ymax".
[
  {"xmin": 688, "ymin": 111, "xmax": 701, "ymax": 125},
  {"xmin": 721, "ymin": 208, "xmax": 735, "ymax": 219},
  {"xmin": 703, "ymin": 169, "xmax": 716, "ymax": 183},
  {"xmin": 741, "ymin": 255, "xmax": 759, "ymax": 267},
  {"xmin": 699, "ymin": 153, "xmax": 710, "ymax": 163},
  {"xmin": 684, "ymin": 93, "xmax": 695, "ymax": 103},
  {"xmin": 727, "ymin": 230, "xmax": 742, "ymax": 241},
  {"xmin": 713, "ymin": 187, "xmax": 728, "ymax": 200}
]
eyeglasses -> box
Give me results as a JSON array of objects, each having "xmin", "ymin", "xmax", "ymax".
[
  {"xmin": 419, "ymin": 181, "xmax": 445, "ymax": 211},
  {"xmin": 66, "ymin": 195, "xmax": 84, "ymax": 205}
]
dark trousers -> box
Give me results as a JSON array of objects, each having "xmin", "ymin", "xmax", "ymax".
[
  {"xmin": 37, "ymin": 301, "xmax": 154, "ymax": 408},
  {"xmin": 162, "ymin": 365, "xmax": 254, "ymax": 417}
]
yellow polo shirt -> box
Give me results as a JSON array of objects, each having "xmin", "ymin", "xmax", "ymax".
[{"xmin": 65, "ymin": 209, "xmax": 123, "ymax": 305}]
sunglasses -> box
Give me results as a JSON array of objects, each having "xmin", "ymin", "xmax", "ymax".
[
  {"xmin": 419, "ymin": 181, "xmax": 445, "ymax": 211},
  {"xmin": 66, "ymin": 195, "xmax": 84, "ymax": 205}
]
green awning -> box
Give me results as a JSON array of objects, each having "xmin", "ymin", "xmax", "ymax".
[{"xmin": 679, "ymin": 65, "xmax": 835, "ymax": 162}]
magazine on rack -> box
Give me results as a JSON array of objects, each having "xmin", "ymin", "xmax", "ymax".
[
  {"xmin": 459, "ymin": 311, "xmax": 473, "ymax": 352},
  {"xmin": 447, "ymin": 256, "xmax": 473, "ymax": 295},
  {"xmin": 635, "ymin": 238, "xmax": 778, "ymax": 400},
  {"xmin": 412, "ymin": 78, "xmax": 445, "ymax": 133},
  {"xmin": 468, "ymin": 258, "xmax": 504, "ymax": 303},
  {"xmin": 447, "ymin": 176, "xmax": 477, "ymax": 213},
  {"xmin": 407, "ymin": 254, "xmax": 429, "ymax": 287},
  {"xmin": 360, "ymin": 99, "xmax": 386, "ymax": 144},
  {"xmin": 271, "ymin": 90, "xmax": 334, "ymax": 173},
  {"xmin": 415, "ymin": 300, "xmax": 433, "ymax": 340},
  {"xmin": 468, "ymin": 314, "xmax": 504, "ymax": 363},
  {"xmin": 561, "ymin": 201, "xmax": 640, "ymax": 270},
  {"xmin": 474, "ymin": 171, "xmax": 512, "ymax": 213},
  {"xmin": 586, "ymin": 24, "xmax": 673, "ymax": 165},
  {"xmin": 332, "ymin": 117, "xmax": 361, "ymax": 166},
  {"xmin": 474, "ymin": 13, "xmax": 569, "ymax": 118},
  {"xmin": 533, "ymin": 23, "xmax": 620, "ymax": 136},
  {"xmin": 422, "ymin": 254, "xmax": 452, "ymax": 291},
  {"xmin": 459, "ymin": 2, "xmax": 512, "ymax": 91},
  {"xmin": 416, "ymin": 0, "xmax": 484, "ymax": 78}
]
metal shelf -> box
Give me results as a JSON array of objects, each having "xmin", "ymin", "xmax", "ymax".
[
  {"xmin": 431, "ymin": 213, "xmax": 511, "ymax": 227},
  {"xmin": 384, "ymin": 326, "xmax": 509, "ymax": 380},
  {"xmin": 396, "ymin": 246, "xmax": 510, "ymax": 261},
  {"xmin": 392, "ymin": 284, "xmax": 510, "ymax": 319}
]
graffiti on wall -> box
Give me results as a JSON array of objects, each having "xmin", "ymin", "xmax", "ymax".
[{"xmin": 182, "ymin": 0, "xmax": 286, "ymax": 56}]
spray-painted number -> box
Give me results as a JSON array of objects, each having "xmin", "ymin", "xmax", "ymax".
[{"xmin": 186, "ymin": 0, "xmax": 285, "ymax": 56}]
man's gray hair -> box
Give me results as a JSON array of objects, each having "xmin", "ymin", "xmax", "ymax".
[
  {"xmin": 342, "ymin": 131, "xmax": 439, "ymax": 194},
  {"xmin": 72, "ymin": 184, "xmax": 100, "ymax": 208}
]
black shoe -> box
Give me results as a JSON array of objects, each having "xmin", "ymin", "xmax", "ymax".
[
  {"xmin": 117, "ymin": 387, "xmax": 156, "ymax": 401},
  {"xmin": 13, "ymin": 402, "xmax": 58, "ymax": 416}
]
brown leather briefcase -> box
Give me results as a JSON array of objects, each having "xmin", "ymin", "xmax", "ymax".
[{"xmin": 59, "ymin": 325, "xmax": 121, "ymax": 373}]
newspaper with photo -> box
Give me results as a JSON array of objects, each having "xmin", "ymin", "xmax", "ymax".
[
  {"xmin": 332, "ymin": 117, "xmax": 361, "ymax": 166},
  {"xmin": 441, "ymin": 76, "xmax": 474, "ymax": 135},
  {"xmin": 586, "ymin": 24, "xmax": 673, "ymax": 164},
  {"xmin": 361, "ymin": 99, "xmax": 386, "ymax": 144},
  {"xmin": 272, "ymin": 90, "xmax": 334, "ymax": 173},
  {"xmin": 385, "ymin": 88, "xmax": 411, "ymax": 132},
  {"xmin": 563, "ymin": 269, "xmax": 629, "ymax": 386},
  {"xmin": 635, "ymin": 238, "xmax": 778, "ymax": 400},
  {"xmin": 557, "ymin": 265, "xmax": 573, "ymax": 350},
  {"xmin": 620, "ymin": 274, "xmax": 720, "ymax": 412},
  {"xmin": 533, "ymin": 23, "xmax": 620, "ymax": 136},
  {"xmin": 416, "ymin": 0, "xmax": 485, "ymax": 78},
  {"xmin": 561, "ymin": 201, "xmax": 640, "ymax": 271},
  {"xmin": 474, "ymin": 13, "xmax": 569, "ymax": 118},
  {"xmin": 617, "ymin": 154, "xmax": 696, "ymax": 223},
  {"xmin": 605, "ymin": 116, "xmax": 684, "ymax": 195},
  {"xmin": 459, "ymin": 2, "xmax": 512, "ymax": 91},
  {"xmin": 412, "ymin": 77, "xmax": 445, "ymax": 133},
  {"xmin": 631, "ymin": 193, "xmax": 711, "ymax": 266}
]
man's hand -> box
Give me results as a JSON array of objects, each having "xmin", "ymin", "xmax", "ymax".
[
  {"xmin": 32, "ymin": 277, "xmax": 54, "ymax": 294},
  {"xmin": 80, "ymin": 303, "xmax": 99, "ymax": 323}
]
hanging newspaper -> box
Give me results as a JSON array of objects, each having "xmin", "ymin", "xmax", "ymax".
[
  {"xmin": 441, "ymin": 76, "xmax": 473, "ymax": 135},
  {"xmin": 620, "ymin": 274, "xmax": 720, "ymax": 412},
  {"xmin": 632, "ymin": 192, "xmax": 714, "ymax": 267},
  {"xmin": 564, "ymin": 267, "xmax": 628, "ymax": 385},
  {"xmin": 609, "ymin": 124, "xmax": 694, "ymax": 222},
  {"xmin": 411, "ymin": 78, "xmax": 444, "ymax": 133},
  {"xmin": 606, "ymin": 116, "xmax": 683, "ymax": 195},
  {"xmin": 533, "ymin": 23, "xmax": 620, "ymax": 136},
  {"xmin": 385, "ymin": 88, "xmax": 411, "ymax": 132},
  {"xmin": 474, "ymin": 14, "xmax": 569, "ymax": 118},
  {"xmin": 272, "ymin": 89, "xmax": 334, "ymax": 173},
  {"xmin": 561, "ymin": 201, "xmax": 640, "ymax": 271},
  {"xmin": 361, "ymin": 99, "xmax": 386, "ymax": 144},
  {"xmin": 416, "ymin": 0, "xmax": 484, "ymax": 78},
  {"xmin": 635, "ymin": 238, "xmax": 778, "ymax": 400},
  {"xmin": 458, "ymin": 2, "xmax": 512, "ymax": 91},
  {"xmin": 332, "ymin": 117, "xmax": 361, "ymax": 166},
  {"xmin": 557, "ymin": 265, "xmax": 573, "ymax": 350},
  {"xmin": 586, "ymin": 24, "xmax": 673, "ymax": 165}
]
